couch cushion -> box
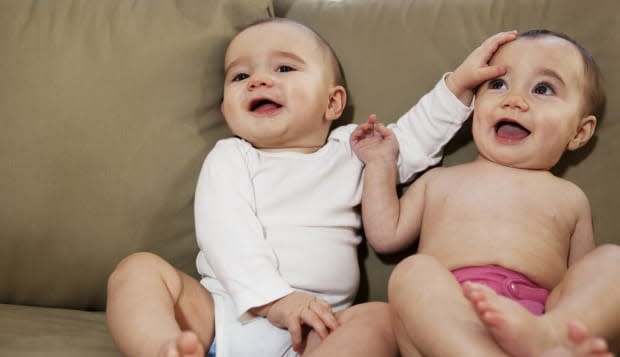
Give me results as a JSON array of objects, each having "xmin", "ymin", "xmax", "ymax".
[
  {"xmin": 0, "ymin": 303, "xmax": 117, "ymax": 356},
  {"xmin": 275, "ymin": 0, "xmax": 620, "ymax": 302},
  {"xmin": 0, "ymin": 0, "xmax": 272, "ymax": 310}
]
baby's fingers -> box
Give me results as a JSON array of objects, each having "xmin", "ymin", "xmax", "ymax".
[
  {"xmin": 475, "ymin": 64, "xmax": 508, "ymax": 83},
  {"xmin": 366, "ymin": 114, "xmax": 378, "ymax": 126},
  {"xmin": 478, "ymin": 30, "xmax": 517, "ymax": 61},
  {"xmin": 301, "ymin": 307, "xmax": 330, "ymax": 340},
  {"xmin": 483, "ymin": 30, "xmax": 518, "ymax": 48},
  {"xmin": 287, "ymin": 318, "xmax": 304, "ymax": 352},
  {"xmin": 373, "ymin": 123, "xmax": 394, "ymax": 139},
  {"xmin": 350, "ymin": 126, "xmax": 367, "ymax": 142},
  {"xmin": 309, "ymin": 298, "xmax": 340, "ymax": 332},
  {"xmin": 356, "ymin": 114, "xmax": 377, "ymax": 133},
  {"xmin": 290, "ymin": 307, "xmax": 328, "ymax": 353},
  {"xmin": 350, "ymin": 115, "xmax": 380, "ymax": 144}
]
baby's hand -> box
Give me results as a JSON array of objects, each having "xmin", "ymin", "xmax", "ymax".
[
  {"xmin": 447, "ymin": 30, "xmax": 517, "ymax": 106},
  {"xmin": 350, "ymin": 114, "xmax": 399, "ymax": 164},
  {"xmin": 264, "ymin": 292, "xmax": 339, "ymax": 353}
]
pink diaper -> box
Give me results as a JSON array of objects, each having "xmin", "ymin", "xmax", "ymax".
[{"xmin": 452, "ymin": 265, "xmax": 549, "ymax": 316}]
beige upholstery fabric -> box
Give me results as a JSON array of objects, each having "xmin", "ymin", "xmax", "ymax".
[
  {"xmin": 0, "ymin": 0, "xmax": 271, "ymax": 310},
  {"xmin": 1, "ymin": 0, "xmax": 619, "ymax": 354},
  {"xmin": 275, "ymin": 0, "xmax": 620, "ymax": 302},
  {"xmin": 0, "ymin": 304, "xmax": 114, "ymax": 356}
]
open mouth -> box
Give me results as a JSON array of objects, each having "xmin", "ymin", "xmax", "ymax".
[
  {"xmin": 249, "ymin": 98, "xmax": 282, "ymax": 114},
  {"xmin": 495, "ymin": 119, "xmax": 530, "ymax": 141}
]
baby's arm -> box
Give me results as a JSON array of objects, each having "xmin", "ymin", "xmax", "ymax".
[
  {"xmin": 351, "ymin": 116, "xmax": 426, "ymax": 253},
  {"xmin": 195, "ymin": 140, "xmax": 294, "ymax": 314},
  {"xmin": 196, "ymin": 140, "xmax": 339, "ymax": 350},
  {"xmin": 389, "ymin": 31, "xmax": 517, "ymax": 183},
  {"xmin": 446, "ymin": 30, "xmax": 517, "ymax": 106}
]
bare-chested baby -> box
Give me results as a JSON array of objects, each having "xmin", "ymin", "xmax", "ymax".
[{"xmin": 352, "ymin": 29, "xmax": 620, "ymax": 357}]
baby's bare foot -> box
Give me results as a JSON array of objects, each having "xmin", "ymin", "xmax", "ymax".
[
  {"xmin": 462, "ymin": 281, "xmax": 555, "ymax": 357},
  {"xmin": 541, "ymin": 320, "xmax": 613, "ymax": 357},
  {"xmin": 159, "ymin": 331, "xmax": 205, "ymax": 357}
]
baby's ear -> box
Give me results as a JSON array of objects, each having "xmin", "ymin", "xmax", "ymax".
[
  {"xmin": 325, "ymin": 85, "xmax": 347, "ymax": 121},
  {"xmin": 567, "ymin": 115, "xmax": 597, "ymax": 151}
]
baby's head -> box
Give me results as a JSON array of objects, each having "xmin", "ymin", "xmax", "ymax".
[
  {"xmin": 220, "ymin": 18, "xmax": 347, "ymax": 152},
  {"xmin": 519, "ymin": 29, "xmax": 606, "ymax": 121},
  {"xmin": 473, "ymin": 29, "xmax": 605, "ymax": 170}
]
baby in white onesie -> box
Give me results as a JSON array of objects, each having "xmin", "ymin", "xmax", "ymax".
[
  {"xmin": 195, "ymin": 18, "xmax": 516, "ymax": 357},
  {"xmin": 106, "ymin": 16, "xmax": 516, "ymax": 357}
]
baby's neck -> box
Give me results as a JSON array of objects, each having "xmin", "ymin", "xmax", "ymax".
[
  {"xmin": 473, "ymin": 155, "xmax": 552, "ymax": 174},
  {"xmin": 255, "ymin": 144, "xmax": 324, "ymax": 154}
]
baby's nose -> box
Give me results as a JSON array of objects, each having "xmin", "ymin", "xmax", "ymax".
[
  {"xmin": 502, "ymin": 94, "xmax": 529, "ymax": 111},
  {"xmin": 248, "ymin": 74, "xmax": 273, "ymax": 89}
]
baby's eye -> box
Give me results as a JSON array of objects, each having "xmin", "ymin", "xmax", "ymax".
[
  {"xmin": 488, "ymin": 79, "xmax": 506, "ymax": 90},
  {"xmin": 232, "ymin": 73, "xmax": 249, "ymax": 82},
  {"xmin": 277, "ymin": 65, "xmax": 295, "ymax": 73},
  {"xmin": 533, "ymin": 83, "xmax": 554, "ymax": 95}
]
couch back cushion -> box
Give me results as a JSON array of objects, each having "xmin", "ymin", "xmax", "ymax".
[
  {"xmin": 275, "ymin": 0, "xmax": 620, "ymax": 302},
  {"xmin": 0, "ymin": 0, "xmax": 272, "ymax": 310}
]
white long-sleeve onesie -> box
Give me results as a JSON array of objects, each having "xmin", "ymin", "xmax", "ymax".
[{"xmin": 194, "ymin": 77, "xmax": 472, "ymax": 355}]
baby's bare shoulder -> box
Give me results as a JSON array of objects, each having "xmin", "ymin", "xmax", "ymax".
[
  {"xmin": 421, "ymin": 162, "xmax": 477, "ymax": 181},
  {"xmin": 413, "ymin": 164, "xmax": 470, "ymax": 193},
  {"xmin": 551, "ymin": 176, "xmax": 591, "ymax": 208},
  {"xmin": 414, "ymin": 165, "xmax": 451, "ymax": 186}
]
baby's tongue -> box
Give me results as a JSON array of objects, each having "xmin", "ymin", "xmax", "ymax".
[
  {"xmin": 255, "ymin": 102, "xmax": 279, "ymax": 114},
  {"xmin": 497, "ymin": 122, "xmax": 529, "ymax": 140}
]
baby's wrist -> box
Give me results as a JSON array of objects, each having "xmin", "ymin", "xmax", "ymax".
[
  {"xmin": 250, "ymin": 302, "xmax": 273, "ymax": 317},
  {"xmin": 364, "ymin": 158, "xmax": 397, "ymax": 170},
  {"xmin": 445, "ymin": 72, "xmax": 472, "ymax": 106}
]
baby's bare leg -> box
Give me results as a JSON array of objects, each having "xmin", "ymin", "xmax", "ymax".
[
  {"xmin": 106, "ymin": 252, "xmax": 215, "ymax": 357},
  {"xmin": 159, "ymin": 331, "xmax": 207, "ymax": 357},
  {"xmin": 464, "ymin": 283, "xmax": 613, "ymax": 357},
  {"xmin": 545, "ymin": 244, "xmax": 620, "ymax": 353},
  {"xmin": 463, "ymin": 244, "xmax": 620, "ymax": 356},
  {"xmin": 302, "ymin": 301, "xmax": 398, "ymax": 357},
  {"xmin": 388, "ymin": 254, "xmax": 509, "ymax": 357},
  {"xmin": 541, "ymin": 321, "xmax": 613, "ymax": 357},
  {"xmin": 464, "ymin": 282, "xmax": 565, "ymax": 356}
]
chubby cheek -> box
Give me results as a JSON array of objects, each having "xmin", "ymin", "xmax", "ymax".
[
  {"xmin": 472, "ymin": 97, "xmax": 492, "ymax": 118},
  {"xmin": 285, "ymin": 84, "xmax": 311, "ymax": 105},
  {"xmin": 220, "ymin": 101, "xmax": 244, "ymax": 136},
  {"xmin": 289, "ymin": 78, "xmax": 327, "ymax": 106},
  {"xmin": 220, "ymin": 90, "xmax": 242, "ymax": 119},
  {"xmin": 470, "ymin": 111, "xmax": 497, "ymax": 156},
  {"xmin": 471, "ymin": 110, "xmax": 490, "ymax": 136}
]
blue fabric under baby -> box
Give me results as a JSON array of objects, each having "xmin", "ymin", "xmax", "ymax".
[{"xmin": 207, "ymin": 342, "xmax": 216, "ymax": 357}]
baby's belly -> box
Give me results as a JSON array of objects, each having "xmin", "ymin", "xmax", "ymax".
[
  {"xmin": 265, "ymin": 226, "xmax": 361, "ymax": 299},
  {"xmin": 423, "ymin": 242, "xmax": 565, "ymax": 290}
]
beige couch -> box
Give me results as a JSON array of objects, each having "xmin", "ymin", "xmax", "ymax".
[{"xmin": 1, "ymin": 0, "xmax": 618, "ymax": 355}]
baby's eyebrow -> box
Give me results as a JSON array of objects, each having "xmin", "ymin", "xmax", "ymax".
[
  {"xmin": 539, "ymin": 68, "xmax": 565, "ymax": 86},
  {"xmin": 225, "ymin": 51, "xmax": 307, "ymax": 76},
  {"xmin": 271, "ymin": 50, "xmax": 306, "ymax": 65},
  {"xmin": 224, "ymin": 56, "xmax": 249, "ymax": 77}
]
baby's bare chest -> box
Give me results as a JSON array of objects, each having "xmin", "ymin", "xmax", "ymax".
[
  {"xmin": 427, "ymin": 169, "xmax": 576, "ymax": 228},
  {"xmin": 419, "ymin": 171, "xmax": 576, "ymax": 286}
]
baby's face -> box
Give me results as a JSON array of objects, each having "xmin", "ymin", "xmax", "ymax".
[
  {"xmin": 473, "ymin": 36, "xmax": 594, "ymax": 170},
  {"xmin": 221, "ymin": 21, "xmax": 341, "ymax": 152}
]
